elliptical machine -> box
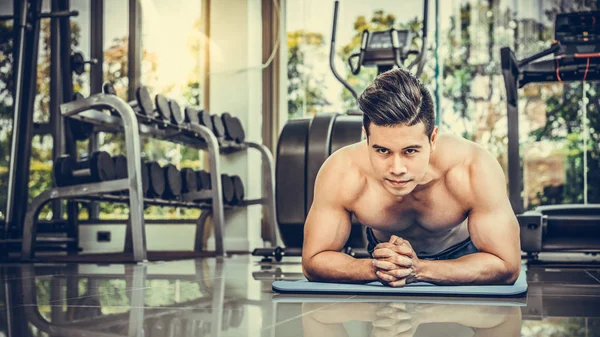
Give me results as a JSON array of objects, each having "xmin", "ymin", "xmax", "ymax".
[
  {"xmin": 500, "ymin": 11, "xmax": 600, "ymax": 259},
  {"xmin": 254, "ymin": 0, "xmax": 429, "ymax": 262}
]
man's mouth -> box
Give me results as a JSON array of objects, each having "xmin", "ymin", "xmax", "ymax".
[{"xmin": 386, "ymin": 179, "xmax": 411, "ymax": 187}]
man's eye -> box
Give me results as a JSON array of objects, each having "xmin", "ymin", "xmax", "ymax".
[
  {"xmin": 405, "ymin": 149, "xmax": 418, "ymax": 155},
  {"xmin": 377, "ymin": 148, "xmax": 389, "ymax": 154}
]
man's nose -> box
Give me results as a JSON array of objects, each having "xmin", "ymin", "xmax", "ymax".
[{"xmin": 390, "ymin": 156, "xmax": 407, "ymax": 176}]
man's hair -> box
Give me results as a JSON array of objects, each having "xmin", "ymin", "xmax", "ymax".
[{"xmin": 357, "ymin": 68, "xmax": 435, "ymax": 139}]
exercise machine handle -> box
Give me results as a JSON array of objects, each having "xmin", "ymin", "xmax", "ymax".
[
  {"xmin": 330, "ymin": 0, "xmax": 359, "ymax": 100},
  {"xmin": 349, "ymin": 30, "xmax": 369, "ymax": 75},
  {"xmin": 406, "ymin": 0, "xmax": 428, "ymax": 76},
  {"xmin": 518, "ymin": 42, "xmax": 561, "ymax": 67},
  {"xmin": 391, "ymin": 29, "xmax": 404, "ymax": 69},
  {"xmin": 348, "ymin": 53, "xmax": 361, "ymax": 75}
]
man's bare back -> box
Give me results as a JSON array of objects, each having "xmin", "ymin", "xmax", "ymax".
[{"xmin": 340, "ymin": 133, "xmax": 474, "ymax": 257}]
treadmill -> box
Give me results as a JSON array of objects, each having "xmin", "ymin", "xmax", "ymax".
[{"xmin": 501, "ymin": 11, "xmax": 600, "ymax": 258}]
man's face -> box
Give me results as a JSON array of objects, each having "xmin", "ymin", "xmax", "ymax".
[{"xmin": 365, "ymin": 122, "xmax": 436, "ymax": 198}]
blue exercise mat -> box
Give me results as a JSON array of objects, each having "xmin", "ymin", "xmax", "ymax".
[{"xmin": 273, "ymin": 266, "xmax": 528, "ymax": 297}]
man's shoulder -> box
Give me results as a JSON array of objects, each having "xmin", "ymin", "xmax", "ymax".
[
  {"xmin": 437, "ymin": 133, "xmax": 496, "ymax": 170},
  {"xmin": 316, "ymin": 143, "xmax": 367, "ymax": 203},
  {"xmin": 440, "ymin": 134, "xmax": 504, "ymax": 203}
]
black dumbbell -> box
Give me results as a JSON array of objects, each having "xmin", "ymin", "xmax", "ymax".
[
  {"xmin": 184, "ymin": 106, "xmax": 199, "ymax": 124},
  {"xmin": 112, "ymin": 154, "xmax": 127, "ymax": 195},
  {"xmin": 71, "ymin": 51, "xmax": 98, "ymax": 75},
  {"xmin": 221, "ymin": 174, "xmax": 235, "ymax": 205},
  {"xmin": 103, "ymin": 82, "xmax": 172, "ymax": 125},
  {"xmin": 220, "ymin": 113, "xmax": 246, "ymax": 143},
  {"xmin": 146, "ymin": 161, "xmax": 165, "ymax": 198},
  {"xmin": 184, "ymin": 107, "xmax": 214, "ymax": 133},
  {"xmin": 253, "ymin": 246, "xmax": 285, "ymax": 262},
  {"xmin": 54, "ymin": 151, "xmax": 116, "ymax": 187},
  {"xmin": 189, "ymin": 172, "xmax": 232, "ymax": 203},
  {"xmin": 68, "ymin": 92, "xmax": 95, "ymax": 141},
  {"xmin": 231, "ymin": 116, "xmax": 246, "ymax": 143},
  {"xmin": 135, "ymin": 86, "xmax": 158, "ymax": 118},
  {"xmin": 141, "ymin": 161, "xmax": 149, "ymax": 196},
  {"xmin": 103, "ymin": 82, "xmax": 156, "ymax": 118},
  {"xmin": 136, "ymin": 89, "xmax": 173, "ymax": 124},
  {"xmin": 102, "ymin": 82, "xmax": 121, "ymax": 117},
  {"xmin": 155, "ymin": 94, "xmax": 171, "ymax": 122},
  {"xmin": 103, "ymin": 81, "xmax": 117, "ymax": 95},
  {"xmin": 181, "ymin": 168, "xmax": 198, "ymax": 193},
  {"xmin": 211, "ymin": 114, "xmax": 226, "ymax": 138},
  {"xmin": 163, "ymin": 164, "xmax": 182, "ymax": 200},
  {"xmin": 196, "ymin": 170, "xmax": 212, "ymax": 191},
  {"xmin": 168, "ymin": 99, "xmax": 185, "ymax": 125},
  {"xmin": 113, "ymin": 154, "xmax": 127, "ymax": 180},
  {"xmin": 198, "ymin": 110, "xmax": 214, "ymax": 131},
  {"xmin": 67, "ymin": 151, "xmax": 116, "ymax": 186},
  {"xmin": 230, "ymin": 175, "xmax": 245, "ymax": 205},
  {"xmin": 112, "ymin": 156, "xmax": 150, "ymax": 196},
  {"xmin": 221, "ymin": 112, "xmax": 237, "ymax": 142}
]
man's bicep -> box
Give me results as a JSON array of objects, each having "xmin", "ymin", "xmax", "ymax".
[
  {"xmin": 301, "ymin": 155, "xmax": 357, "ymax": 261},
  {"xmin": 467, "ymin": 155, "xmax": 521, "ymax": 267},
  {"xmin": 302, "ymin": 199, "xmax": 352, "ymax": 260},
  {"xmin": 468, "ymin": 205, "xmax": 520, "ymax": 261}
]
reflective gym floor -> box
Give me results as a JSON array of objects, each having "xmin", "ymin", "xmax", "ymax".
[{"xmin": 1, "ymin": 254, "xmax": 599, "ymax": 337}]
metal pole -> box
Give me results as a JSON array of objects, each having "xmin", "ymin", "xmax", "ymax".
[
  {"xmin": 582, "ymin": 82, "xmax": 588, "ymax": 204},
  {"xmin": 58, "ymin": 0, "xmax": 79, "ymax": 254},
  {"xmin": 5, "ymin": 0, "xmax": 29, "ymax": 231},
  {"xmin": 89, "ymin": 0, "xmax": 104, "ymax": 220},
  {"xmin": 434, "ymin": 0, "xmax": 441, "ymax": 126},
  {"xmin": 128, "ymin": 0, "xmax": 141, "ymax": 101},
  {"xmin": 5, "ymin": 0, "xmax": 43, "ymax": 238},
  {"xmin": 50, "ymin": 0, "xmax": 65, "ymax": 221},
  {"xmin": 507, "ymin": 101, "xmax": 523, "ymax": 214}
]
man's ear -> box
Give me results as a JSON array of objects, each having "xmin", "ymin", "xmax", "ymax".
[
  {"xmin": 430, "ymin": 126, "xmax": 438, "ymax": 151},
  {"xmin": 362, "ymin": 126, "xmax": 368, "ymax": 142}
]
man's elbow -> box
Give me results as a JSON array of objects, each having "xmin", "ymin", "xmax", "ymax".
[
  {"xmin": 501, "ymin": 261, "xmax": 521, "ymax": 285},
  {"xmin": 302, "ymin": 256, "xmax": 320, "ymax": 282},
  {"xmin": 302, "ymin": 266, "xmax": 316, "ymax": 282}
]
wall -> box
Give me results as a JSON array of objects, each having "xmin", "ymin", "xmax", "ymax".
[{"xmin": 206, "ymin": 0, "xmax": 264, "ymax": 252}]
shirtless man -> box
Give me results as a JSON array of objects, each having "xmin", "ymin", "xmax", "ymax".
[{"xmin": 301, "ymin": 68, "xmax": 521, "ymax": 287}]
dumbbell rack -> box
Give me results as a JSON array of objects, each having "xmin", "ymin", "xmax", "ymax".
[{"xmin": 20, "ymin": 93, "xmax": 278, "ymax": 262}]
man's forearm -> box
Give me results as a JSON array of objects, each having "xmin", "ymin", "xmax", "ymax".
[
  {"xmin": 416, "ymin": 252, "xmax": 520, "ymax": 285},
  {"xmin": 303, "ymin": 252, "xmax": 377, "ymax": 283}
]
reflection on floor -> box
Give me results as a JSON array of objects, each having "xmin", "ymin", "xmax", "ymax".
[{"xmin": 0, "ymin": 253, "xmax": 599, "ymax": 337}]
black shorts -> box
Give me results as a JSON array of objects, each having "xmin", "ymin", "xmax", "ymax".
[{"xmin": 366, "ymin": 227, "xmax": 479, "ymax": 260}]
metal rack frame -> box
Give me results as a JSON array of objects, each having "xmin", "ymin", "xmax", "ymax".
[{"xmin": 20, "ymin": 93, "xmax": 278, "ymax": 262}]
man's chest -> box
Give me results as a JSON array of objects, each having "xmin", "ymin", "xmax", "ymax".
[{"xmin": 351, "ymin": 181, "xmax": 469, "ymax": 234}]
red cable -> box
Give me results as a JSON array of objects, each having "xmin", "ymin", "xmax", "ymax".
[{"xmin": 584, "ymin": 57, "xmax": 590, "ymax": 81}]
